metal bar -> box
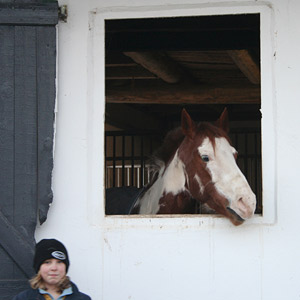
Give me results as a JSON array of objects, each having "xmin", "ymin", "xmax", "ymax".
[
  {"xmin": 122, "ymin": 135, "xmax": 125, "ymax": 186},
  {"xmin": 131, "ymin": 136, "xmax": 134, "ymax": 186},
  {"xmin": 127, "ymin": 168, "xmax": 130, "ymax": 186},
  {"xmin": 140, "ymin": 136, "xmax": 144, "ymax": 187},
  {"xmin": 105, "ymin": 135, "xmax": 108, "ymax": 187},
  {"xmin": 112, "ymin": 135, "xmax": 116, "ymax": 187}
]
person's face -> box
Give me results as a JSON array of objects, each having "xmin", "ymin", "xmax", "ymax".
[{"xmin": 39, "ymin": 258, "xmax": 66, "ymax": 288}]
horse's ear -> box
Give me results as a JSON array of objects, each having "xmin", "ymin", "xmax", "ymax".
[
  {"xmin": 216, "ymin": 107, "xmax": 229, "ymax": 133},
  {"xmin": 181, "ymin": 109, "xmax": 196, "ymax": 139}
]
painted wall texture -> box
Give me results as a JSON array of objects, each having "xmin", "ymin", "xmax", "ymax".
[{"xmin": 35, "ymin": 1, "xmax": 300, "ymax": 299}]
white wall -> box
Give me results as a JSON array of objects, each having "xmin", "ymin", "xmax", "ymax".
[{"xmin": 35, "ymin": 0, "xmax": 300, "ymax": 299}]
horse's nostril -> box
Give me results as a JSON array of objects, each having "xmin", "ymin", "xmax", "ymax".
[{"xmin": 237, "ymin": 197, "xmax": 248, "ymax": 213}]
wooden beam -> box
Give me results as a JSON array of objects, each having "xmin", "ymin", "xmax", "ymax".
[
  {"xmin": 0, "ymin": 209, "xmax": 35, "ymax": 278},
  {"xmin": 124, "ymin": 52, "xmax": 185, "ymax": 83},
  {"xmin": 0, "ymin": 280, "xmax": 30, "ymax": 299},
  {"xmin": 106, "ymin": 65, "xmax": 156, "ymax": 80},
  {"xmin": 227, "ymin": 50, "xmax": 260, "ymax": 84},
  {"xmin": 0, "ymin": 3, "xmax": 59, "ymax": 25},
  {"xmin": 106, "ymin": 83, "xmax": 261, "ymax": 104}
]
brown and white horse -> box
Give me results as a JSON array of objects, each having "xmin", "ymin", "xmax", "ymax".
[{"xmin": 131, "ymin": 108, "xmax": 256, "ymax": 225}]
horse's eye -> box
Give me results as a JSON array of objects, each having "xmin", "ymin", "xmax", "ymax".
[{"xmin": 201, "ymin": 155, "xmax": 209, "ymax": 162}]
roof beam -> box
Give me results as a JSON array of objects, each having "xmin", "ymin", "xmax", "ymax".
[
  {"xmin": 227, "ymin": 50, "xmax": 260, "ymax": 84},
  {"xmin": 124, "ymin": 51, "xmax": 194, "ymax": 83},
  {"xmin": 106, "ymin": 82, "xmax": 261, "ymax": 104}
]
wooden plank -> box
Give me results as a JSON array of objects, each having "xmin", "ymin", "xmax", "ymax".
[
  {"xmin": 106, "ymin": 83, "xmax": 261, "ymax": 104},
  {"xmin": 105, "ymin": 51, "xmax": 136, "ymax": 66},
  {"xmin": 124, "ymin": 52, "xmax": 186, "ymax": 83},
  {"xmin": 189, "ymin": 69, "xmax": 250, "ymax": 85},
  {"xmin": 167, "ymin": 50, "xmax": 235, "ymax": 65},
  {"xmin": 106, "ymin": 65, "xmax": 157, "ymax": 80},
  {"xmin": 14, "ymin": 26, "xmax": 38, "ymax": 240},
  {"xmin": 0, "ymin": 26, "xmax": 21, "ymax": 281},
  {"xmin": 227, "ymin": 50, "xmax": 260, "ymax": 84},
  {"xmin": 0, "ymin": 2, "xmax": 58, "ymax": 25},
  {"xmin": 0, "ymin": 246, "xmax": 28, "ymax": 279},
  {"xmin": 36, "ymin": 26, "xmax": 56, "ymax": 224},
  {"xmin": 0, "ymin": 280, "xmax": 29, "ymax": 300},
  {"xmin": 0, "ymin": 26, "xmax": 14, "ymax": 220},
  {"xmin": 0, "ymin": 209, "xmax": 35, "ymax": 278},
  {"xmin": 0, "ymin": 248, "xmax": 14, "ymax": 279}
]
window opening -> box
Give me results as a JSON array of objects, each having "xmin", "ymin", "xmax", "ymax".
[{"xmin": 105, "ymin": 14, "xmax": 261, "ymax": 217}]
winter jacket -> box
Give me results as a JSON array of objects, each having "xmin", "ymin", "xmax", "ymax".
[{"xmin": 12, "ymin": 282, "xmax": 91, "ymax": 300}]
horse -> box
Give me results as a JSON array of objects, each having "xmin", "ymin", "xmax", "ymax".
[{"xmin": 128, "ymin": 108, "xmax": 256, "ymax": 226}]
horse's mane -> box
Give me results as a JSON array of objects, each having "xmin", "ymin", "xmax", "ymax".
[{"xmin": 147, "ymin": 121, "xmax": 230, "ymax": 180}]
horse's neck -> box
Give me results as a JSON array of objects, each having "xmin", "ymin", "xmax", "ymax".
[
  {"xmin": 138, "ymin": 151, "xmax": 187, "ymax": 214},
  {"xmin": 158, "ymin": 190, "xmax": 197, "ymax": 214}
]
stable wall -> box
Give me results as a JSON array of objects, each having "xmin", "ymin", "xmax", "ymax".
[{"xmin": 36, "ymin": 0, "xmax": 300, "ymax": 299}]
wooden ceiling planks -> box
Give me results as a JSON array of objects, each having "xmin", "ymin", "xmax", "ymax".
[
  {"xmin": 106, "ymin": 82, "xmax": 260, "ymax": 104},
  {"xmin": 105, "ymin": 14, "xmax": 261, "ymax": 129}
]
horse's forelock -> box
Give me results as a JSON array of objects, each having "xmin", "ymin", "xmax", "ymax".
[{"xmin": 196, "ymin": 122, "xmax": 231, "ymax": 151}]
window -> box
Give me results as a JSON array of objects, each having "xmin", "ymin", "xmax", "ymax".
[{"xmin": 91, "ymin": 3, "xmax": 276, "ymax": 225}]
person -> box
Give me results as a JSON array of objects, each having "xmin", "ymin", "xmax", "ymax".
[{"xmin": 13, "ymin": 238, "xmax": 91, "ymax": 300}]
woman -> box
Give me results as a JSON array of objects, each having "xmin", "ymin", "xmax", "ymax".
[{"xmin": 13, "ymin": 239, "xmax": 91, "ymax": 300}]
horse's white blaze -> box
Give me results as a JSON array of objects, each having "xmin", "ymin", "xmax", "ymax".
[
  {"xmin": 198, "ymin": 137, "xmax": 256, "ymax": 219},
  {"xmin": 138, "ymin": 151, "xmax": 186, "ymax": 214},
  {"xmin": 194, "ymin": 174, "xmax": 204, "ymax": 194}
]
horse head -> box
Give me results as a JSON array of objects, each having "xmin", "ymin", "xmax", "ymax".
[{"xmin": 179, "ymin": 108, "xmax": 256, "ymax": 225}]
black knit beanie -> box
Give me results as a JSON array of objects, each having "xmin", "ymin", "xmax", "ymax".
[{"xmin": 33, "ymin": 239, "xmax": 70, "ymax": 273}]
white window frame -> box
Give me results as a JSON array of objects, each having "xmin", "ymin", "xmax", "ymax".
[{"xmin": 87, "ymin": 3, "xmax": 276, "ymax": 227}]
